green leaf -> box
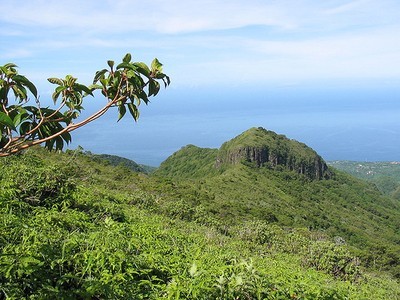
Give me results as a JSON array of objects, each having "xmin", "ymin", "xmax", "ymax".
[
  {"xmin": 1, "ymin": 65, "xmax": 17, "ymax": 77},
  {"xmin": 99, "ymin": 78, "xmax": 108, "ymax": 87},
  {"xmin": 55, "ymin": 136, "xmax": 64, "ymax": 150},
  {"xmin": 127, "ymin": 72, "xmax": 144, "ymax": 87},
  {"xmin": 127, "ymin": 102, "xmax": 139, "ymax": 121},
  {"xmin": 75, "ymin": 84, "xmax": 93, "ymax": 96},
  {"xmin": 11, "ymin": 85, "xmax": 27, "ymax": 100},
  {"xmin": 61, "ymin": 131, "xmax": 72, "ymax": 143},
  {"xmin": 155, "ymin": 73, "xmax": 171, "ymax": 87},
  {"xmin": 47, "ymin": 77, "xmax": 64, "ymax": 85},
  {"xmin": 55, "ymin": 85, "xmax": 66, "ymax": 94},
  {"xmin": 133, "ymin": 62, "xmax": 150, "ymax": 77},
  {"xmin": 112, "ymin": 70, "xmax": 121, "ymax": 82},
  {"xmin": 148, "ymin": 80, "xmax": 160, "ymax": 97},
  {"xmin": 164, "ymin": 75, "xmax": 171, "ymax": 86},
  {"xmin": 12, "ymin": 113, "xmax": 23, "ymax": 127},
  {"xmin": 139, "ymin": 90, "xmax": 149, "ymax": 104},
  {"xmin": 0, "ymin": 66, "xmax": 8, "ymax": 75},
  {"xmin": 65, "ymin": 75, "xmax": 76, "ymax": 87},
  {"xmin": 107, "ymin": 60, "xmax": 115, "ymax": 69},
  {"xmin": 0, "ymin": 87, "xmax": 7, "ymax": 100},
  {"xmin": 235, "ymin": 275, "xmax": 243, "ymax": 286},
  {"xmin": 67, "ymin": 92, "xmax": 83, "ymax": 107},
  {"xmin": 123, "ymin": 53, "xmax": 132, "ymax": 63},
  {"xmin": 0, "ymin": 112, "xmax": 16, "ymax": 130},
  {"xmin": 46, "ymin": 139, "xmax": 55, "ymax": 150},
  {"xmin": 52, "ymin": 86, "xmax": 67, "ymax": 103},
  {"xmin": 117, "ymin": 104, "xmax": 126, "ymax": 121},
  {"xmin": 151, "ymin": 58, "xmax": 163, "ymax": 72},
  {"xmin": 3, "ymin": 63, "xmax": 18, "ymax": 69},
  {"xmin": 162, "ymin": 75, "xmax": 171, "ymax": 88},
  {"xmin": 52, "ymin": 92, "xmax": 61, "ymax": 104},
  {"xmin": 87, "ymin": 84, "xmax": 103, "ymax": 91},
  {"xmin": 93, "ymin": 69, "xmax": 108, "ymax": 84},
  {"xmin": 19, "ymin": 121, "xmax": 31, "ymax": 135},
  {"xmin": 13, "ymin": 75, "xmax": 38, "ymax": 98},
  {"xmin": 116, "ymin": 62, "xmax": 137, "ymax": 70}
]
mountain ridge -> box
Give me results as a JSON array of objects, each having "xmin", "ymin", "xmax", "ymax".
[
  {"xmin": 216, "ymin": 127, "xmax": 331, "ymax": 180},
  {"xmin": 157, "ymin": 127, "xmax": 331, "ymax": 180},
  {"xmin": 154, "ymin": 127, "xmax": 400, "ymax": 278}
]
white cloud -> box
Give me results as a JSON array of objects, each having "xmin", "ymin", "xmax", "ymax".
[
  {"xmin": 167, "ymin": 23, "xmax": 400, "ymax": 86},
  {"xmin": 1, "ymin": 0, "xmax": 400, "ymax": 87},
  {"xmin": 1, "ymin": 49, "xmax": 32, "ymax": 60},
  {"xmin": 0, "ymin": 0, "xmax": 294, "ymax": 34},
  {"xmin": 1, "ymin": 0, "xmax": 399, "ymax": 35},
  {"xmin": 249, "ymin": 26, "xmax": 400, "ymax": 59},
  {"xmin": 323, "ymin": 0, "xmax": 368, "ymax": 15}
]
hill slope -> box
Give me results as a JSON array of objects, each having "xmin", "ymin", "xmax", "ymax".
[
  {"xmin": 216, "ymin": 127, "xmax": 331, "ymax": 180},
  {"xmin": 82, "ymin": 151, "xmax": 156, "ymax": 173},
  {"xmin": 0, "ymin": 133, "xmax": 400, "ymax": 298},
  {"xmin": 329, "ymin": 160, "xmax": 400, "ymax": 198},
  {"xmin": 155, "ymin": 127, "xmax": 400, "ymax": 277}
]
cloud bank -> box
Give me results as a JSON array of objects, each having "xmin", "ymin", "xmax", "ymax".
[{"xmin": 1, "ymin": 0, "xmax": 399, "ymax": 86}]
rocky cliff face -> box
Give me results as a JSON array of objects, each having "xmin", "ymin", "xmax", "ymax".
[{"xmin": 216, "ymin": 127, "xmax": 331, "ymax": 180}]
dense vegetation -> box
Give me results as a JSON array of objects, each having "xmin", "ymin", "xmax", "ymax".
[
  {"xmin": 215, "ymin": 127, "xmax": 330, "ymax": 180},
  {"xmin": 155, "ymin": 128, "xmax": 400, "ymax": 278},
  {"xmin": 329, "ymin": 160, "xmax": 400, "ymax": 199},
  {"xmin": 1, "ymin": 128, "xmax": 400, "ymax": 298},
  {"xmin": 83, "ymin": 150, "xmax": 156, "ymax": 174}
]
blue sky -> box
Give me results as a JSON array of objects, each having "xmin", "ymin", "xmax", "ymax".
[{"xmin": 1, "ymin": 0, "xmax": 400, "ymax": 165}]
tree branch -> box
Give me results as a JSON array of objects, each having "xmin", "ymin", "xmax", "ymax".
[{"xmin": 0, "ymin": 54, "xmax": 169, "ymax": 157}]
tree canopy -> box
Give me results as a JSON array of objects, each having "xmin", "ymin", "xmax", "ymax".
[{"xmin": 0, "ymin": 53, "xmax": 170, "ymax": 156}]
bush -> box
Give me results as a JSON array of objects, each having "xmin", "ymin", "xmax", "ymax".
[
  {"xmin": 303, "ymin": 241, "xmax": 361, "ymax": 281},
  {"xmin": 0, "ymin": 153, "xmax": 76, "ymax": 208}
]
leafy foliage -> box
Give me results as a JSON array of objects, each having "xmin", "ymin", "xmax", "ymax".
[
  {"xmin": 0, "ymin": 54, "xmax": 170, "ymax": 156},
  {"xmin": 0, "ymin": 147, "xmax": 399, "ymax": 299}
]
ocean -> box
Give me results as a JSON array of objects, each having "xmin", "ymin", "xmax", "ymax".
[{"xmin": 68, "ymin": 83, "xmax": 400, "ymax": 166}]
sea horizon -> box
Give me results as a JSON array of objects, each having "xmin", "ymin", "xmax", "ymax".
[{"xmin": 67, "ymin": 83, "xmax": 400, "ymax": 166}]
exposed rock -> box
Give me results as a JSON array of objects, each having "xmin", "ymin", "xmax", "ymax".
[{"xmin": 216, "ymin": 127, "xmax": 331, "ymax": 180}]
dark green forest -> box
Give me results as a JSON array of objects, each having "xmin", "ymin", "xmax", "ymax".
[
  {"xmin": 329, "ymin": 160, "xmax": 400, "ymax": 199},
  {"xmin": 1, "ymin": 127, "xmax": 400, "ymax": 299}
]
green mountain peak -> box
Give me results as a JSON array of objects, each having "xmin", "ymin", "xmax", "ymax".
[
  {"xmin": 216, "ymin": 127, "xmax": 331, "ymax": 180},
  {"xmin": 157, "ymin": 127, "xmax": 331, "ymax": 180}
]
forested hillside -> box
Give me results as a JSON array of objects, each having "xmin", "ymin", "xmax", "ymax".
[
  {"xmin": 1, "ymin": 128, "xmax": 400, "ymax": 299},
  {"xmin": 155, "ymin": 128, "xmax": 400, "ymax": 277},
  {"xmin": 83, "ymin": 151, "xmax": 156, "ymax": 174},
  {"xmin": 329, "ymin": 160, "xmax": 400, "ymax": 198}
]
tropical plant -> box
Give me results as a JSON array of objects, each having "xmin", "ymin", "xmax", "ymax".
[{"xmin": 0, "ymin": 54, "xmax": 170, "ymax": 156}]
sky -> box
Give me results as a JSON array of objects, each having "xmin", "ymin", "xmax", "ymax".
[{"xmin": 1, "ymin": 0, "xmax": 400, "ymax": 165}]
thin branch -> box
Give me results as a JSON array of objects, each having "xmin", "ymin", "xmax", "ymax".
[
  {"xmin": 0, "ymin": 57, "xmax": 169, "ymax": 157},
  {"xmin": 8, "ymin": 95, "xmax": 69, "ymax": 147},
  {"xmin": 0, "ymin": 92, "xmax": 125, "ymax": 157}
]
